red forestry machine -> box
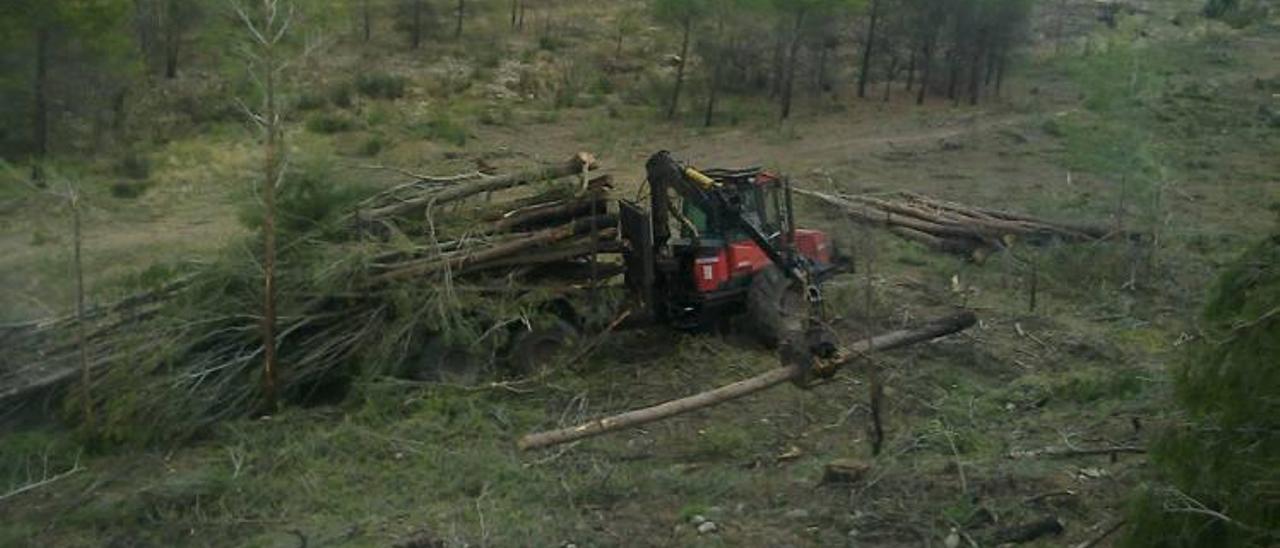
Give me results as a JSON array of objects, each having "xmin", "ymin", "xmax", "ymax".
[
  {"xmin": 617, "ymin": 151, "xmax": 845, "ymax": 371},
  {"xmin": 511, "ymin": 151, "xmax": 847, "ymax": 379}
]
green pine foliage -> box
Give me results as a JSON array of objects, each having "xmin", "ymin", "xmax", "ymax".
[{"xmin": 1124, "ymin": 227, "xmax": 1280, "ymax": 547}]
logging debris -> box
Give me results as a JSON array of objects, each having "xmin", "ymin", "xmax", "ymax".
[{"xmin": 0, "ymin": 154, "xmax": 622, "ymax": 441}]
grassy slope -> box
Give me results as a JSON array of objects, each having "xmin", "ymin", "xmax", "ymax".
[{"xmin": 2, "ymin": 0, "xmax": 1279, "ymax": 546}]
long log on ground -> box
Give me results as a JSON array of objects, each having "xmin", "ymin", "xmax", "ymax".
[
  {"xmin": 794, "ymin": 188, "xmax": 984, "ymax": 241},
  {"xmin": 358, "ymin": 154, "xmax": 597, "ymax": 223},
  {"xmin": 517, "ymin": 311, "xmax": 977, "ymax": 451},
  {"xmin": 372, "ymin": 214, "xmax": 617, "ymax": 283},
  {"xmin": 899, "ymin": 191, "xmax": 1118, "ymax": 240},
  {"xmin": 850, "ymin": 194, "xmax": 1093, "ymax": 242}
]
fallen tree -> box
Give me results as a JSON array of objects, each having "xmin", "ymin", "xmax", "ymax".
[{"xmin": 518, "ymin": 311, "xmax": 977, "ymax": 451}]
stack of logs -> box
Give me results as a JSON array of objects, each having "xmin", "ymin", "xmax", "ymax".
[
  {"xmin": 358, "ymin": 153, "xmax": 623, "ymax": 284},
  {"xmin": 796, "ymin": 189, "xmax": 1132, "ymax": 261}
]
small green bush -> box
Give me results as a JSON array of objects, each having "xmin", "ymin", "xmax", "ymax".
[
  {"xmin": 358, "ymin": 135, "xmax": 388, "ymax": 157},
  {"xmin": 110, "ymin": 180, "xmax": 151, "ymax": 200},
  {"xmin": 114, "ymin": 150, "xmax": 151, "ymax": 180},
  {"xmin": 305, "ymin": 113, "xmax": 355, "ymax": 134},
  {"xmin": 355, "ymin": 72, "xmax": 408, "ymax": 100},
  {"xmin": 1124, "ymin": 231, "xmax": 1280, "ymax": 547},
  {"xmin": 413, "ymin": 113, "xmax": 468, "ymax": 146},
  {"xmin": 330, "ymin": 82, "xmax": 355, "ymax": 109},
  {"xmin": 294, "ymin": 90, "xmax": 327, "ymax": 111}
]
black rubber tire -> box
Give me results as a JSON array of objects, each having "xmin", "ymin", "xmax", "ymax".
[
  {"xmin": 507, "ymin": 319, "xmax": 579, "ymax": 376},
  {"xmin": 746, "ymin": 265, "xmax": 808, "ymax": 349}
]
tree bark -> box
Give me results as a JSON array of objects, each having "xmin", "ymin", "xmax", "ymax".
[
  {"xmin": 363, "ymin": 0, "xmax": 371, "ymax": 42},
  {"xmin": 857, "ymin": 0, "xmax": 881, "ymax": 99},
  {"xmin": 780, "ymin": 8, "xmax": 805, "ymax": 120},
  {"xmin": 995, "ymin": 53, "xmax": 1006, "ymax": 96},
  {"xmin": 946, "ymin": 49, "xmax": 960, "ymax": 104},
  {"xmin": 255, "ymin": 6, "xmax": 285, "ymax": 412},
  {"xmin": 518, "ymin": 311, "xmax": 978, "ymax": 450},
  {"xmin": 164, "ymin": 11, "xmax": 179, "ymax": 79},
  {"xmin": 411, "ymin": 0, "xmax": 423, "ymax": 49},
  {"xmin": 667, "ymin": 16, "xmax": 691, "ymax": 120},
  {"xmin": 704, "ymin": 17, "xmax": 725, "ymax": 127},
  {"xmin": 71, "ymin": 190, "xmax": 92, "ymax": 431},
  {"xmin": 916, "ymin": 39, "xmax": 932, "ymax": 105},
  {"xmin": 454, "ymin": 0, "xmax": 464, "ymax": 39},
  {"xmin": 968, "ymin": 36, "xmax": 985, "ymax": 106},
  {"xmin": 33, "ymin": 26, "xmax": 50, "ymax": 181},
  {"xmin": 905, "ymin": 44, "xmax": 917, "ymax": 92},
  {"xmin": 704, "ymin": 62, "xmax": 721, "ymax": 127}
]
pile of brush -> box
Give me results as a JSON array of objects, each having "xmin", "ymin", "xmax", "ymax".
[
  {"xmin": 797, "ymin": 188, "xmax": 1133, "ymax": 261},
  {"xmin": 0, "ymin": 153, "xmax": 622, "ymax": 442}
]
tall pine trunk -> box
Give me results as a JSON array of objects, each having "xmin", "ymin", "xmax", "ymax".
[
  {"xmin": 33, "ymin": 27, "xmax": 50, "ymax": 182},
  {"xmin": 905, "ymin": 44, "xmax": 918, "ymax": 91},
  {"xmin": 164, "ymin": 18, "xmax": 179, "ymax": 78},
  {"xmin": 946, "ymin": 49, "xmax": 960, "ymax": 105},
  {"xmin": 72, "ymin": 189, "xmax": 92, "ymax": 431},
  {"xmin": 363, "ymin": 0, "xmax": 371, "ymax": 42},
  {"xmin": 667, "ymin": 16, "xmax": 691, "ymax": 120},
  {"xmin": 916, "ymin": 39, "xmax": 932, "ymax": 105},
  {"xmin": 968, "ymin": 37, "xmax": 985, "ymax": 106},
  {"xmin": 780, "ymin": 9, "xmax": 805, "ymax": 120},
  {"xmin": 995, "ymin": 53, "xmax": 1006, "ymax": 96},
  {"xmin": 857, "ymin": 0, "xmax": 881, "ymax": 99},
  {"xmin": 455, "ymin": 0, "xmax": 464, "ymax": 39},
  {"xmin": 411, "ymin": 0, "xmax": 422, "ymax": 48}
]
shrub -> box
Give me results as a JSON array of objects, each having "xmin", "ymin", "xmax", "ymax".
[
  {"xmin": 1123, "ymin": 231, "xmax": 1280, "ymax": 547},
  {"xmin": 413, "ymin": 112, "xmax": 468, "ymax": 146},
  {"xmin": 295, "ymin": 90, "xmax": 327, "ymax": 111},
  {"xmin": 355, "ymin": 72, "xmax": 408, "ymax": 100},
  {"xmin": 110, "ymin": 180, "xmax": 151, "ymax": 200},
  {"xmin": 358, "ymin": 135, "xmax": 388, "ymax": 157},
  {"xmin": 305, "ymin": 113, "xmax": 355, "ymax": 134},
  {"xmin": 114, "ymin": 150, "xmax": 151, "ymax": 180},
  {"xmin": 330, "ymin": 83, "xmax": 355, "ymax": 109}
]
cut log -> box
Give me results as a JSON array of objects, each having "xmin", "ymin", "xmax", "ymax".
[
  {"xmin": 463, "ymin": 230, "xmax": 621, "ymax": 272},
  {"xmin": 373, "ymin": 214, "xmax": 617, "ymax": 283},
  {"xmin": 798, "ymin": 187, "xmax": 1134, "ymax": 259},
  {"xmin": 987, "ymin": 516, "xmax": 1065, "ymax": 545},
  {"xmin": 491, "ymin": 194, "xmax": 609, "ymax": 233},
  {"xmin": 517, "ymin": 311, "xmax": 977, "ymax": 451},
  {"xmin": 822, "ymin": 459, "xmax": 872, "ymax": 485},
  {"xmin": 358, "ymin": 153, "xmax": 597, "ymax": 223}
]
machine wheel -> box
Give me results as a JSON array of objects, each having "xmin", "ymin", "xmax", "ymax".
[
  {"xmin": 507, "ymin": 319, "xmax": 580, "ymax": 376},
  {"xmin": 746, "ymin": 265, "xmax": 808, "ymax": 349}
]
